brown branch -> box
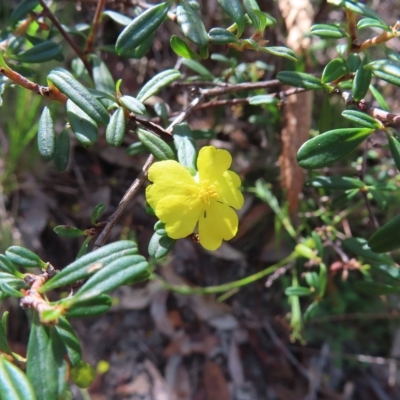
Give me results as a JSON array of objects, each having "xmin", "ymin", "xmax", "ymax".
[
  {"xmin": 345, "ymin": 9, "xmax": 359, "ymax": 52},
  {"xmin": 93, "ymin": 95, "xmax": 205, "ymax": 248},
  {"xmin": 85, "ymin": 0, "xmax": 107, "ymax": 54},
  {"xmin": 0, "ymin": 67, "xmax": 68, "ymax": 103},
  {"xmin": 39, "ymin": 0, "xmax": 92, "ymax": 76}
]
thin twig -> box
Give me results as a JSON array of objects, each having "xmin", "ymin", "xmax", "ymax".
[
  {"xmin": 93, "ymin": 95, "xmax": 205, "ymax": 248},
  {"xmin": 39, "ymin": 0, "xmax": 92, "ymax": 76},
  {"xmin": 85, "ymin": 0, "xmax": 106, "ymax": 54},
  {"xmin": 200, "ymin": 79, "xmax": 281, "ymax": 97}
]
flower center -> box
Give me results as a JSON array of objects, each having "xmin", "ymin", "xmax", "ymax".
[{"xmin": 199, "ymin": 180, "xmax": 218, "ymax": 205}]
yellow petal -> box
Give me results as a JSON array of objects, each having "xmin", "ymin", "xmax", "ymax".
[
  {"xmin": 213, "ymin": 170, "xmax": 244, "ymax": 209},
  {"xmin": 146, "ymin": 160, "xmax": 198, "ymax": 209},
  {"xmin": 155, "ymin": 195, "xmax": 203, "ymax": 239},
  {"xmin": 198, "ymin": 201, "xmax": 239, "ymax": 250},
  {"xmin": 197, "ymin": 146, "xmax": 232, "ymax": 183}
]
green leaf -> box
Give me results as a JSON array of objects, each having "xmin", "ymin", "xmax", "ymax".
[
  {"xmin": 173, "ymin": 123, "xmax": 197, "ymax": 169},
  {"xmin": 115, "ymin": 2, "xmax": 170, "ymax": 56},
  {"xmin": 64, "ymin": 294, "xmax": 112, "ymax": 318},
  {"xmin": 71, "ymin": 361, "xmax": 96, "ymax": 389},
  {"xmin": 369, "ymin": 84, "xmax": 389, "ymax": 111},
  {"xmin": 10, "ymin": 0, "xmax": 39, "ymax": 27},
  {"xmin": 352, "ymin": 55, "xmax": 372, "ymax": 101},
  {"xmin": 67, "ymin": 99, "xmax": 99, "ymax": 146},
  {"xmin": 261, "ymin": 46, "xmax": 297, "ymax": 62},
  {"xmin": 0, "ymin": 313, "xmax": 12, "ymax": 355},
  {"xmin": 176, "ymin": 2, "xmax": 209, "ymax": 46},
  {"xmin": 310, "ymin": 24, "xmax": 348, "ymax": 39},
  {"xmin": 365, "ymin": 59, "xmax": 400, "ymax": 87},
  {"xmin": 27, "ymin": 315, "xmax": 68, "ymax": 400},
  {"xmin": 243, "ymin": 0, "xmax": 266, "ymax": 32},
  {"xmin": 47, "ymin": 68, "xmax": 110, "ymax": 125},
  {"xmin": 90, "ymin": 54, "xmax": 115, "ymax": 94},
  {"xmin": 73, "ymin": 255, "xmax": 149, "ymax": 302},
  {"xmin": 54, "ymin": 128, "xmax": 70, "ymax": 172},
  {"xmin": 55, "ymin": 317, "xmax": 82, "ymax": 367},
  {"xmin": 137, "ymin": 69, "xmax": 181, "ymax": 103},
  {"xmin": 277, "ymin": 71, "xmax": 326, "ymax": 90},
  {"xmin": 106, "ymin": 108, "xmax": 126, "ymax": 147},
  {"xmin": 306, "ymin": 176, "xmax": 365, "ymax": 190},
  {"xmin": 285, "ymin": 286, "xmax": 312, "ymax": 296},
  {"xmin": 357, "ymin": 17, "xmax": 390, "ymax": 31},
  {"xmin": 248, "ymin": 95, "xmax": 276, "ymax": 105},
  {"xmin": 0, "ymin": 283, "xmax": 22, "ymax": 298},
  {"xmin": 355, "ymin": 281, "xmax": 400, "ymax": 295},
  {"xmin": 102, "ymin": 10, "xmax": 132, "ymax": 26},
  {"xmin": 208, "ymin": 28, "xmax": 239, "ymax": 45},
  {"xmin": 53, "ymin": 225, "xmax": 86, "ymax": 238},
  {"xmin": 218, "ymin": 0, "xmax": 245, "ymax": 37},
  {"xmin": 91, "ymin": 204, "xmax": 106, "ymax": 225},
  {"xmin": 126, "ymin": 141, "xmax": 147, "ymax": 156},
  {"xmin": 0, "ymin": 272, "xmax": 27, "ymax": 291},
  {"xmin": 346, "ymin": 53, "xmax": 361, "ymax": 73},
  {"xmin": 297, "ymin": 128, "xmax": 374, "ymax": 169},
  {"xmin": 119, "ymin": 95, "xmax": 146, "ymax": 115},
  {"xmin": 0, "ymin": 255, "xmax": 23, "ymax": 278},
  {"xmin": 170, "ymin": 35, "xmax": 201, "ymax": 59},
  {"xmin": 386, "ymin": 132, "xmax": 400, "ymax": 172},
  {"xmin": 341, "ymin": 110, "xmax": 382, "ymax": 129},
  {"xmin": 343, "ymin": 237, "xmax": 394, "ymax": 265},
  {"xmin": 137, "ymin": 128, "xmax": 175, "ymax": 161},
  {"xmin": 148, "ymin": 231, "xmax": 176, "ymax": 259},
  {"xmin": 15, "ymin": 41, "xmax": 63, "ymax": 63},
  {"xmin": 37, "ymin": 107, "xmax": 56, "ymax": 161},
  {"xmin": 0, "ymin": 357, "xmax": 37, "ymax": 400},
  {"xmin": 5, "ymin": 246, "xmax": 46, "ymax": 269},
  {"xmin": 321, "ymin": 58, "xmax": 348, "ymax": 83},
  {"xmin": 369, "ymin": 214, "xmax": 400, "ymax": 253},
  {"xmin": 40, "ymin": 240, "xmax": 138, "ymax": 292},
  {"xmin": 181, "ymin": 59, "xmax": 215, "ymax": 79},
  {"xmin": 154, "ymin": 220, "xmax": 167, "ymax": 236},
  {"xmin": 305, "ymin": 272, "xmax": 320, "ymax": 291},
  {"xmin": 341, "ymin": 0, "xmax": 383, "ymax": 22}
]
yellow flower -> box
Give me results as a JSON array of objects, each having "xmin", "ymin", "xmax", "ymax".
[{"xmin": 146, "ymin": 146, "xmax": 244, "ymax": 250}]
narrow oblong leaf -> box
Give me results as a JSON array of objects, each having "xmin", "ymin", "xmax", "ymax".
[
  {"xmin": 181, "ymin": 59, "xmax": 215, "ymax": 79},
  {"xmin": 208, "ymin": 28, "xmax": 239, "ymax": 44},
  {"xmin": 119, "ymin": 95, "xmax": 146, "ymax": 115},
  {"xmin": 306, "ymin": 176, "xmax": 365, "ymax": 190},
  {"xmin": 297, "ymin": 128, "xmax": 374, "ymax": 169},
  {"xmin": 369, "ymin": 214, "xmax": 400, "ymax": 253},
  {"xmin": 148, "ymin": 231, "xmax": 176, "ymax": 259},
  {"xmin": 16, "ymin": 41, "xmax": 63, "ymax": 63},
  {"xmin": 37, "ymin": 106, "xmax": 55, "ymax": 160},
  {"xmin": 67, "ymin": 99, "xmax": 98, "ymax": 146},
  {"xmin": 218, "ymin": 0, "xmax": 245, "ymax": 37},
  {"xmin": 243, "ymin": 0, "xmax": 266, "ymax": 32},
  {"xmin": 116, "ymin": 2, "xmax": 170, "ymax": 56},
  {"xmin": 343, "ymin": 237, "xmax": 394, "ymax": 265},
  {"xmin": 137, "ymin": 128, "xmax": 175, "ymax": 161},
  {"xmin": 106, "ymin": 108, "xmax": 126, "ymax": 147},
  {"xmin": 262, "ymin": 46, "xmax": 297, "ymax": 62},
  {"xmin": 170, "ymin": 35, "xmax": 201, "ymax": 59},
  {"xmin": 5, "ymin": 246, "xmax": 46, "ymax": 269},
  {"xmin": 341, "ymin": 110, "xmax": 382, "ymax": 129},
  {"xmin": 126, "ymin": 141, "xmax": 147, "ymax": 156},
  {"xmin": 91, "ymin": 204, "xmax": 105, "ymax": 225},
  {"xmin": 54, "ymin": 128, "xmax": 70, "ymax": 172},
  {"xmin": 10, "ymin": 0, "xmax": 39, "ymax": 27},
  {"xmin": 357, "ymin": 18, "xmax": 390, "ymax": 31},
  {"xmin": 54, "ymin": 225, "xmax": 86, "ymax": 238},
  {"xmin": 173, "ymin": 123, "xmax": 196, "ymax": 169},
  {"xmin": 284, "ymin": 287, "xmax": 312, "ymax": 297},
  {"xmin": 342, "ymin": 0, "xmax": 383, "ymax": 22},
  {"xmin": 64, "ymin": 294, "xmax": 112, "ymax": 318},
  {"xmin": 137, "ymin": 69, "xmax": 181, "ymax": 102},
  {"xmin": 55, "ymin": 317, "xmax": 82, "ymax": 367},
  {"xmin": 90, "ymin": 54, "xmax": 115, "ymax": 94},
  {"xmin": 73, "ymin": 255, "xmax": 149, "ymax": 301},
  {"xmin": 176, "ymin": 2, "xmax": 209, "ymax": 46},
  {"xmin": 365, "ymin": 59, "xmax": 400, "ymax": 87},
  {"xmin": 0, "ymin": 255, "xmax": 23, "ymax": 278},
  {"xmin": 248, "ymin": 95, "xmax": 276, "ymax": 105},
  {"xmin": 352, "ymin": 55, "xmax": 372, "ymax": 101},
  {"xmin": 0, "ymin": 357, "xmax": 37, "ymax": 400},
  {"xmin": 0, "ymin": 313, "xmax": 12, "ymax": 354},
  {"xmin": 386, "ymin": 132, "xmax": 400, "ymax": 172},
  {"xmin": 40, "ymin": 240, "xmax": 138, "ymax": 292},
  {"xmin": 321, "ymin": 58, "xmax": 348, "ymax": 83},
  {"xmin": 277, "ymin": 71, "xmax": 326, "ymax": 90},
  {"xmin": 346, "ymin": 53, "xmax": 361, "ymax": 73},
  {"xmin": 355, "ymin": 281, "xmax": 400, "ymax": 295},
  {"xmin": 310, "ymin": 24, "xmax": 347, "ymax": 39},
  {"xmin": 102, "ymin": 10, "xmax": 132, "ymax": 26},
  {"xmin": 47, "ymin": 68, "xmax": 109, "ymax": 125},
  {"xmin": 0, "ymin": 283, "xmax": 23, "ymax": 298}
]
